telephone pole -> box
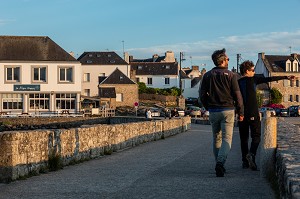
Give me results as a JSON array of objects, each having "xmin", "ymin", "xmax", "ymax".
[
  {"xmin": 179, "ymin": 52, "xmax": 186, "ymax": 94},
  {"xmin": 237, "ymin": 54, "xmax": 241, "ymax": 73}
]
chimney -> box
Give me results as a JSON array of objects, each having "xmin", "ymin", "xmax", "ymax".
[
  {"xmin": 192, "ymin": 65, "xmax": 199, "ymax": 71},
  {"xmin": 258, "ymin": 52, "xmax": 265, "ymax": 60},
  {"xmin": 164, "ymin": 51, "xmax": 175, "ymax": 62},
  {"xmin": 291, "ymin": 53, "xmax": 297, "ymax": 60},
  {"xmin": 124, "ymin": 52, "xmax": 129, "ymax": 63},
  {"xmin": 153, "ymin": 54, "xmax": 159, "ymax": 62}
]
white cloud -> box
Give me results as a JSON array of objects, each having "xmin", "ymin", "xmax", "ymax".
[
  {"xmin": 126, "ymin": 30, "xmax": 300, "ymax": 69},
  {"xmin": 0, "ymin": 19, "xmax": 15, "ymax": 26}
]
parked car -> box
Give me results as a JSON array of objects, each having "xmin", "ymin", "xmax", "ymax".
[
  {"xmin": 278, "ymin": 108, "xmax": 289, "ymax": 117},
  {"xmin": 259, "ymin": 107, "xmax": 276, "ymax": 116},
  {"xmin": 185, "ymin": 106, "xmax": 201, "ymax": 117},
  {"xmin": 150, "ymin": 107, "xmax": 160, "ymax": 117},
  {"xmin": 185, "ymin": 97, "xmax": 198, "ymax": 106},
  {"xmin": 175, "ymin": 107, "xmax": 185, "ymax": 117},
  {"xmin": 289, "ymin": 105, "xmax": 300, "ymax": 117}
]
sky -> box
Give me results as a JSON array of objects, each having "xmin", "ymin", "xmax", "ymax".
[{"xmin": 1, "ymin": 0, "xmax": 300, "ymax": 71}]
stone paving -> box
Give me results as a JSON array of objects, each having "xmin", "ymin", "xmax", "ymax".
[{"xmin": 0, "ymin": 123, "xmax": 275, "ymax": 199}]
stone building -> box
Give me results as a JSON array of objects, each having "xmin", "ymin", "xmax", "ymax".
[
  {"xmin": 98, "ymin": 68, "xmax": 138, "ymax": 108},
  {"xmin": 255, "ymin": 52, "xmax": 300, "ymax": 107}
]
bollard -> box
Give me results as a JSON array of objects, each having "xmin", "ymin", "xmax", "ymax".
[{"xmin": 260, "ymin": 110, "xmax": 277, "ymax": 177}]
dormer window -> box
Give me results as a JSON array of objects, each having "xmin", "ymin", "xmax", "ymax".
[
  {"xmin": 286, "ymin": 62, "xmax": 291, "ymax": 72},
  {"xmin": 86, "ymin": 60, "xmax": 92, "ymax": 64},
  {"xmin": 138, "ymin": 65, "xmax": 142, "ymax": 70},
  {"xmin": 120, "ymin": 76, "xmax": 123, "ymax": 80},
  {"xmin": 97, "ymin": 54, "xmax": 101, "ymax": 57},
  {"xmin": 107, "ymin": 54, "xmax": 111, "ymax": 57},
  {"xmin": 165, "ymin": 65, "xmax": 170, "ymax": 69},
  {"xmin": 293, "ymin": 61, "xmax": 298, "ymax": 72},
  {"xmin": 110, "ymin": 60, "xmax": 115, "ymax": 63},
  {"xmin": 88, "ymin": 54, "xmax": 93, "ymax": 57}
]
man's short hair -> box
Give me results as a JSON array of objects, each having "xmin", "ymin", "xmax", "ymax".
[
  {"xmin": 240, "ymin": 60, "xmax": 254, "ymax": 75},
  {"xmin": 211, "ymin": 48, "xmax": 226, "ymax": 66}
]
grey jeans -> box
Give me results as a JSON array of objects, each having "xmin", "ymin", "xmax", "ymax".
[{"xmin": 209, "ymin": 110, "xmax": 235, "ymax": 165}]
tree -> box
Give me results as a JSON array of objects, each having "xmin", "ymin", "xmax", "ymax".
[
  {"xmin": 270, "ymin": 88, "xmax": 283, "ymax": 104},
  {"xmin": 138, "ymin": 82, "xmax": 147, "ymax": 94}
]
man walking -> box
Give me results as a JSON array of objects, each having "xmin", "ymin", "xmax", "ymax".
[
  {"xmin": 200, "ymin": 48, "xmax": 244, "ymax": 177},
  {"xmin": 238, "ymin": 60, "xmax": 294, "ymax": 170}
]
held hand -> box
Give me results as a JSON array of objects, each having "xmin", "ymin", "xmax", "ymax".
[{"xmin": 238, "ymin": 115, "xmax": 244, "ymax": 122}]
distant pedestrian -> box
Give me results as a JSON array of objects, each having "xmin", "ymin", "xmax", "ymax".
[
  {"xmin": 238, "ymin": 60, "xmax": 295, "ymax": 170},
  {"xmin": 147, "ymin": 109, "xmax": 152, "ymax": 119},
  {"xmin": 200, "ymin": 48, "xmax": 244, "ymax": 177}
]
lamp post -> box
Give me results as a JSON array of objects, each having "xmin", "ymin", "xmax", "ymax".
[{"xmin": 179, "ymin": 52, "xmax": 186, "ymax": 94}]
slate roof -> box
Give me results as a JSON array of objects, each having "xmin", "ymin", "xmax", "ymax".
[
  {"xmin": 131, "ymin": 55, "xmax": 166, "ymax": 62},
  {"xmin": 98, "ymin": 87, "xmax": 116, "ymax": 98},
  {"xmin": 0, "ymin": 36, "xmax": 77, "ymax": 61},
  {"xmin": 131, "ymin": 62, "xmax": 178, "ymax": 75},
  {"xmin": 78, "ymin": 51, "xmax": 128, "ymax": 65},
  {"xmin": 100, "ymin": 68, "xmax": 136, "ymax": 85},
  {"xmin": 180, "ymin": 70, "xmax": 189, "ymax": 79},
  {"xmin": 263, "ymin": 54, "xmax": 299, "ymax": 72}
]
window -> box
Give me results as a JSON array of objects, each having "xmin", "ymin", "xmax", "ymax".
[
  {"xmin": 286, "ymin": 63, "xmax": 291, "ymax": 71},
  {"xmin": 55, "ymin": 93, "xmax": 76, "ymax": 109},
  {"xmin": 116, "ymin": 93, "xmax": 123, "ymax": 102},
  {"xmin": 59, "ymin": 67, "xmax": 73, "ymax": 82},
  {"xmin": 147, "ymin": 77, "xmax": 152, "ymax": 85},
  {"xmin": 296, "ymin": 95, "xmax": 299, "ymax": 102},
  {"xmin": 2, "ymin": 94, "xmax": 23, "ymax": 110},
  {"xmin": 84, "ymin": 89, "xmax": 90, "ymax": 97},
  {"xmin": 29, "ymin": 93, "xmax": 50, "ymax": 110},
  {"xmin": 296, "ymin": 80, "xmax": 299, "ymax": 87},
  {"xmin": 138, "ymin": 66, "xmax": 142, "ymax": 70},
  {"xmin": 5, "ymin": 66, "xmax": 20, "ymax": 82},
  {"xmin": 290, "ymin": 80, "xmax": 294, "ymax": 87},
  {"xmin": 289, "ymin": 95, "xmax": 293, "ymax": 102},
  {"xmin": 32, "ymin": 66, "xmax": 47, "ymax": 82},
  {"xmin": 165, "ymin": 65, "xmax": 170, "ymax": 69},
  {"xmin": 293, "ymin": 62, "xmax": 298, "ymax": 72},
  {"xmin": 83, "ymin": 73, "xmax": 90, "ymax": 82},
  {"xmin": 165, "ymin": 77, "xmax": 170, "ymax": 85}
]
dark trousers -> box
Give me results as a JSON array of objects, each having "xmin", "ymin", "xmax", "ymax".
[{"xmin": 238, "ymin": 116, "xmax": 261, "ymax": 162}]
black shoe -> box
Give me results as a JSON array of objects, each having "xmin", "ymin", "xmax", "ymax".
[
  {"xmin": 242, "ymin": 161, "xmax": 249, "ymax": 169},
  {"xmin": 246, "ymin": 153, "xmax": 257, "ymax": 171},
  {"xmin": 215, "ymin": 162, "xmax": 225, "ymax": 177}
]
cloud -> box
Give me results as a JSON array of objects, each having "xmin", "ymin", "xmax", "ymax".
[
  {"xmin": 0, "ymin": 19, "xmax": 15, "ymax": 26},
  {"xmin": 126, "ymin": 30, "xmax": 300, "ymax": 69}
]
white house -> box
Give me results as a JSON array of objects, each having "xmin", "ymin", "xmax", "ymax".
[
  {"xmin": 78, "ymin": 51, "xmax": 130, "ymax": 97},
  {"xmin": 129, "ymin": 51, "xmax": 180, "ymax": 88},
  {"xmin": 0, "ymin": 36, "xmax": 82, "ymax": 114}
]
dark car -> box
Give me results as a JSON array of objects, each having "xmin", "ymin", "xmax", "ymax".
[
  {"xmin": 289, "ymin": 105, "xmax": 300, "ymax": 117},
  {"xmin": 278, "ymin": 108, "xmax": 289, "ymax": 117},
  {"xmin": 185, "ymin": 97, "xmax": 198, "ymax": 106}
]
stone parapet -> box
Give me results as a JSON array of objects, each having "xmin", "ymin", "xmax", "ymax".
[
  {"xmin": 0, "ymin": 117, "xmax": 191, "ymax": 182},
  {"xmin": 276, "ymin": 120, "xmax": 300, "ymax": 199}
]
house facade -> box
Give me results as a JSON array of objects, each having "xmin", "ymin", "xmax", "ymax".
[
  {"xmin": 78, "ymin": 51, "xmax": 130, "ymax": 97},
  {"xmin": 181, "ymin": 65, "xmax": 202, "ymax": 98},
  {"xmin": 0, "ymin": 36, "xmax": 81, "ymax": 114},
  {"xmin": 128, "ymin": 51, "xmax": 180, "ymax": 89},
  {"xmin": 255, "ymin": 52, "xmax": 300, "ymax": 107}
]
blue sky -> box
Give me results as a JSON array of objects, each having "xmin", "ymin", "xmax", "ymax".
[{"xmin": 1, "ymin": 0, "xmax": 300, "ymax": 70}]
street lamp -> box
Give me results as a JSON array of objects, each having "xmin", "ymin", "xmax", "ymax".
[{"xmin": 179, "ymin": 52, "xmax": 186, "ymax": 94}]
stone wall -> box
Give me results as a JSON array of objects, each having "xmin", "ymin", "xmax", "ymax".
[
  {"xmin": 276, "ymin": 120, "xmax": 300, "ymax": 198},
  {"xmin": 0, "ymin": 117, "xmax": 191, "ymax": 182}
]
